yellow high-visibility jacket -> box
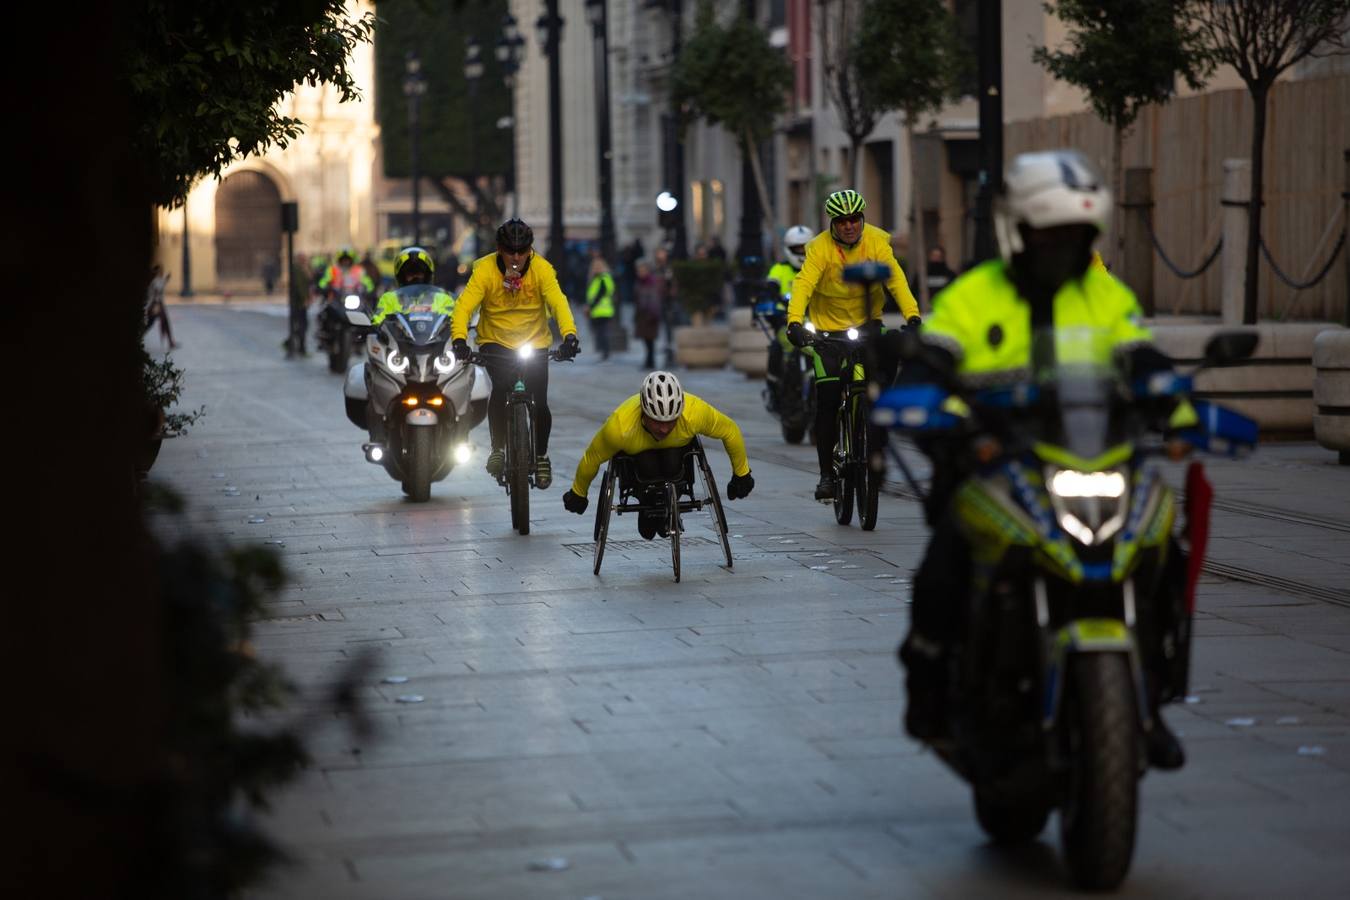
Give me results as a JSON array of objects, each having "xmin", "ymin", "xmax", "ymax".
[
  {"xmin": 788, "ymin": 223, "xmax": 919, "ymax": 329},
  {"xmin": 451, "ymin": 252, "xmax": 578, "ymax": 349},
  {"xmin": 570, "ymin": 392, "xmax": 750, "ymax": 496}
]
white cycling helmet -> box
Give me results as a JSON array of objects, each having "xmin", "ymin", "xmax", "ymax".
[
  {"xmin": 782, "ymin": 224, "xmax": 813, "ymax": 268},
  {"xmin": 640, "ymin": 371, "xmax": 685, "ymax": 422},
  {"xmin": 994, "ymin": 149, "xmax": 1112, "ymax": 260}
]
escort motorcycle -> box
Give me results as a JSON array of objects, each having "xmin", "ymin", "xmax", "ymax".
[
  {"xmin": 341, "ymin": 284, "xmax": 489, "ymax": 502},
  {"xmin": 873, "ymin": 327, "xmax": 1259, "ymax": 890},
  {"xmin": 317, "ymin": 268, "xmax": 371, "ymax": 374},
  {"xmin": 751, "ymin": 284, "xmax": 815, "ymax": 444}
]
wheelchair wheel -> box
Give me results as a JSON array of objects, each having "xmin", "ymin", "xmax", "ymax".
[
  {"xmin": 593, "ymin": 465, "xmax": 615, "ymax": 575},
  {"xmin": 667, "ymin": 481, "xmax": 681, "ymax": 583},
  {"xmin": 698, "ymin": 455, "xmax": 733, "ymax": 569}
]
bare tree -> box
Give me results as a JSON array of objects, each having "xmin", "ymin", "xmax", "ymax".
[
  {"xmin": 817, "ymin": 0, "xmax": 879, "ymax": 188},
  {"xmin": 1188, "ymin": 1, "xmax": 1350, "ymax": 323}
]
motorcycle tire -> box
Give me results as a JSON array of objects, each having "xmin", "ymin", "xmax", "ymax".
[
  {"xmin": 328, "ymin": 328, "xmax": 351, "ymax": 374},
  {"xmin": 1060, "ymin": 653, "xmax": 1139, "ymax": 891},
  {"xmin": 781, "ymin": 422, "xmax": 807, "ymax": 444},
  {"xmin": 973, "ymin": 789, "xmax": 1051, "ymax": 845},
  {"xmin": 405, "ymin": 426, "xmax": 434, "ymax": 503},
  {"xmin": 508, "ymin": 403, "xmax": 531, "ymax": 535}
]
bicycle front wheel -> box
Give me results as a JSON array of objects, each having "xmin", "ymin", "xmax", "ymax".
[
  {"xmin": 508, "ymin": 402, "xmax": 532, "ymax": 535},
  {"xmin": 832, "ymin": 403, "xmax": 854, "ymax": 526}
]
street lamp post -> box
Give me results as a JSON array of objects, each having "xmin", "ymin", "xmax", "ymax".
[
  {"xmin": 735, "ymin": 0, "xmax": 763, "ymax": 267},
  {"xmin": 496, "ymin": 14, "xmax": 526, "ymax": 219},
  {"xmin": 403, "ymin": 51, "xmax": 428, "ymax": 246},
  {"xmin": 585, "ymin": 0, "xmax": 617, "ymax": 264},
  {"xmin": 536, "ymin": 2, "xmax": 565, "ymax": 265},
  {"xmin": 971, "ymin": 0, "xmax": 1003, "ymax": 264},
  {"xmin": 179, "ymin": 201, "xmax": 193, "ymax": 297},
  {"xmin": 464, "ymin": 35, "xmax": 485, "ymax": 253},
  {"xmin": 658, "ymin": 0, "xmax": 689, "ymax": 259}
]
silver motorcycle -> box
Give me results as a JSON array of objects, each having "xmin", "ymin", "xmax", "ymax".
[{"xmin": 341, "ymin": 285, "xmax": 489, "ymax": 501}]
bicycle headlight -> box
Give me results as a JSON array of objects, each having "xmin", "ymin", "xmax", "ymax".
[
  {"xmin": 517, "ymin": 345, "xmax": 534, "ymax": 360},
  {"xmin": 387, "ymin": 350, "xmax": 410, "ymax": 374},
  {"xmin": 1046, "ymin": 468, "xmax": 1128, "ymax": 545},
  {"xmin": 434, "ymin": 353, "xmax": 456, "ymax": 375},
  {"xmin": 846, "ymin": 327, "xmax": 859, "ymax": 340},
  {"xmin": 804, "ymin": 321, "xmax": 817, "ymax": 334}
]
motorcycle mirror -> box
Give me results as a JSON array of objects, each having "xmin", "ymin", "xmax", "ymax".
[
  {"xmin": 1202, "ymin": 331, "xmax": 1259, "ymax": 368},
  {"xmin": 345, "ymin": 309, "xmax": 373, "ymax": 328}
]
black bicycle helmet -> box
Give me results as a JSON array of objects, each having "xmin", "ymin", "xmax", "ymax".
[{"xmin": 496, "ymin": 218, "xmax": 534, "ymax": 253}]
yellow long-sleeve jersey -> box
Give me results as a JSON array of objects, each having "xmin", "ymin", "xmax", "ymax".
[
  {"xmin": 451, "ymin": 252, "xmax": 578, "ymax": 349},
  {"xmin": 787, "ymin": 223, "xmax": 919, "ymax": 329},
  {"xmin": 571, "ymin": 393, "xmax": 750, "ymax": 496}
]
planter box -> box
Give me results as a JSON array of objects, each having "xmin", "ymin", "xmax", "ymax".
[
  {"xmin": 674, "ymin": 325, "xmax": 730, "ymax": 368},
  {"xmin": 1313, "ymin": 329, "xmax": 1350, "ymax": 462}
]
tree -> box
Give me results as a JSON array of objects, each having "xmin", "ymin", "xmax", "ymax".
[
  {"xmin": 374, "ymin": 0, "xmax": 516, "ymax": 252},
  {"xmin": 1187, "ymin": 0, "xmax": 1350, "ymax": 323},
  {"xmin": 127, "ymin": 1, "xmax": 375, "ymax": 208},
  {"xmin": 1032, "ymin": 1, "xmax": 1212, "ymax": 268},
  {"xmin": 671, "ymin": 1, "xmax": 793, "ymax": 238},
  {"xmin": 818, "ymin": 0, "xmax": 881, "ymax": 188},
  {"xmin": 855, "ymin": 0, "xmax": 970, "ymax": 305}
]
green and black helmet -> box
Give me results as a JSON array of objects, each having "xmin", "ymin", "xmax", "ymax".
[
  {"xmin": 394, "ymin": 246, "xmax": 435, "ymax": 285},
  {"xmin": 823, "ymin": 189, "xmax": 866, "ymax": 220}
]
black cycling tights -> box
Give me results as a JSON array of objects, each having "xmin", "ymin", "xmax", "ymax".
[
  {"xmin": 812, "ymin": 343, "xmax": 850, "ymax": 477},
  {"xmin": 478, "ymin": 343, "xmax": 551, "ymax": 456}
]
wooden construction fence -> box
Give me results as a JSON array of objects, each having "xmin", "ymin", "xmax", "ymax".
[{"xmin": 1005, "ymin": 75, "xmax": 1348, "ymax": 321}]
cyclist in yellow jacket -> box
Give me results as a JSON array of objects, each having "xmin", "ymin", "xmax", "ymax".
[
  {"xmin": 450, "ymin": 219, "xmax": 580, "ymax": 489},
  {"xmin": 786, "ymin": 189, "xmax": 920, "ymax": 500},
  {"xmin": 562, "ymin": 371, "xmax": 755, "ymax": 539}
]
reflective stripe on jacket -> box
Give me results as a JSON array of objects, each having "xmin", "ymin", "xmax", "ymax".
[
  {"xmin": 371, "ymin": 289, "xmax": 456, "ymax": 326},
  {"xmin": 587, "ymin": 272, "xmax": 616, "ymax": 318}
]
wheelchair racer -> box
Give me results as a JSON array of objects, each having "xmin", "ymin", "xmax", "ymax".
[{"xmin": 562, "ymin": 372, "xmax": 755, "ymax": 538}]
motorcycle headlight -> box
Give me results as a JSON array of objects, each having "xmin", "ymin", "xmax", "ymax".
[
  {"xmin": 434, "ymin": 353, "xmax": 456, "ymax": 375},
  {"xmin": 1046, "ymin": 468, "xmax": 1128, "ymax": 546},
  {"xmin": 343, "ymin": 294, "xmax": 362, "ymax": 310},
  {"xmin": 387, "ymin": 350, "xmax": 410, "ymax": 374}
]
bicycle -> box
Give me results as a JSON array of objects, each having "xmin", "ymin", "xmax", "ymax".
[
  {"xmin": 803, "ymin": 328, "xmax": 882, "ymax": 530},
  {"xmin": 591, "ymin": 438, "xmax": 733, "ymax": 582},
  {"xmin": 469, "ymin": 347, "xmax": 570, "ymax": 535}
]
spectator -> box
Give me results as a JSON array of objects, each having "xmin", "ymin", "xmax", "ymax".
[
  {"xmin": 586, "ymin": 256, "xmax": 616, "ymax": 361},
  {"xmin": 144, "ymin": 264, "xmax": 178, "ymax": 349},
  {"xmin": 705, "ymin": 234, "xmax": 727, "ymax": 261},
  {"xmin": 261, "ymin": 258, "xmax": 280, "ymax": 295},
  {"xmin": 653, "ymin": 246, "xmax": 677, "ymax": 366},
  {"xmin": 360, "ymin": 250, "xmax": 383, "ymax": 293},
  {"xmin": 916, "ymin": 244, "xmax": 957, "ymax": 300},
  {"xmin": 633, "ymin": 258, "xmax": 664, "ymax": 369}
]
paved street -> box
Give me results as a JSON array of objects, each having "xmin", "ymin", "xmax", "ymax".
[{"xmin": 150, "ymin": 301, "xmax": 1350, "ymax": 899}]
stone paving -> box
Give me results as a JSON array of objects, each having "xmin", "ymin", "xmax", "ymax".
[{"xmin": 151, "ymin": 304, "xmax": 1350, "ymax": 899}]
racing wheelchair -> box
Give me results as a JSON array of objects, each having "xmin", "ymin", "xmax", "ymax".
[{"xmin": 591, "ymin": 438, "xmax": 733, "ymax": 582}]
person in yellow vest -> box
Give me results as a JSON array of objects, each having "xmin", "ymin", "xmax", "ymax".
[
  {"xmin": 786, "ymin": 190, "xmax": 921, "ymax": 500},
  {"xmin": 562, "ymin": 371, "xmax": 755, "ymax": 539},
  {"xmin": 897, "ymin": 149, "xmax": 1184, "ymax": 770},
  {"xmin": 450, "ymin": 218, "xmax": 580, "ymax": 489},
  {"xmin": 586, "ymin": 255, "xmax": 617, "ymax": 361}
]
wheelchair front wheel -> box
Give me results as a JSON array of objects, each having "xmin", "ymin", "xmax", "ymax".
[
  {"xmin": 699, "ymin": 456, "xmax": 733, "ymax": 569},
  {"xmin": 593, "ymin": 466, "xmax": 615, "ymax": 575}
]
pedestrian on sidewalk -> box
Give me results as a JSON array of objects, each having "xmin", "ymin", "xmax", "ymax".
[
  {"xmin": 586, "ymin": 255, "xmax": 616, "ymax": 361},
  {"xmin": 144, "ymin": 264, "xmax": 178, "ymax": 349},
  {"xmin": 653, "ymin": 246, "xmax": 677, "ymax": 367},
  {"xmin": 633, "ymin": 258, "xmax": 664, "ymax": 369},
  {"xmin": 285, "ymin": 254, "xmax": 311, "ymax": 358}
]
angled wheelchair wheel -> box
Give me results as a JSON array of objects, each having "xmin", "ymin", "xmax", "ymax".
[
  {"xmin": 698, "ymin": 455, "xmax": 733, "ymax": 569},
  {"xmin": 667, "ymin": 481, "xmax": 681, "ymax": 583},
  {"xmin": 593, "ymin": 465, "xmax": 616, "ymax": 575}
]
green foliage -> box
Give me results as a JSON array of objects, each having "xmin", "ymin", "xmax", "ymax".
[
  {"xmin": 671, "ymin": 1, "xmax": 792, "ymax": 149},
  {"xmin": 126, "ymin": 1, "xmax": 375, "ymax": 208},
  {"xmin": 374, "ymin": 0, "xmax": 514, "ymax": 179},
  {"xmin": 672, "ymin": 258, "xmax": 728, "ymax": 316},
  {"xmin": 1032, "ymin": 0, "xmax": 1212, "ymax": 131},
  {"xmin": 853, "ymin": 0, "xmax": 971, "ymax": 122},
  {"xmin": 141, "ymin": 349, "xmax": 204, "ymax": 437}
]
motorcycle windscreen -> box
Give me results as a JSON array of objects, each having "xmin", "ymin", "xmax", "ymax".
[{"xmin": 1031, "ymin": 327, "xmax": 1127, "ymax": 462}]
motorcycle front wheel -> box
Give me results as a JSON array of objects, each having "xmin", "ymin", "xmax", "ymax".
[
  {"xmin": 404, "ymin": 426, "xmax": 434, "ymax": 502},
  {"xmin": 1060, "ymin": 652, "xmax": 1139, "ymax": 890},
  {"xmin": 328, "ymin": 327, "xmax": 351, "ymax": 374}
]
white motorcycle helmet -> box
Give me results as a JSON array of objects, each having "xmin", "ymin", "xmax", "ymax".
[
  {"xmin": 994, "ymin": 149, "xmax": 1111, "ymax": 261},
  {"xmin": 782, "ymin": 224, "xmax": 813, "ymax": 268},
  {"xmin": 640, "ymin": 371, "xmax": 685, "ymax": 422}
]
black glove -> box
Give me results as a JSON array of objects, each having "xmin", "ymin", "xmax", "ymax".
[
  {"xmin": 556, "ymin": 333, "xmax": 580, "ymax": 361},
  {"xmin": 862, "ymin": 319, "xmax": 884, "ymax": 339},
  {"xmin": 786, "ymin": 321, "xmax": 808, "ymax": 348},
  {"xmin": 452, "ymin": 338, "xmax": 471, "ymax": 361},
  {"xmin": 905, "ymin": 316, "xmax": 923, "ymax": 331},
  {"xmin": 563, "ymin": 489, "xmax": 588, "ymax": 514},
  {"xmin": 726, "ymin": 471, "xmax": 755, "ymax": 501}
]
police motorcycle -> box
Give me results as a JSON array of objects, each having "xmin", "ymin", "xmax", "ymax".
[
  {"xmin": 751, "ymin": 283, "xmax": 816, "ymax": 444},
  {"xmin": 318, "ymin": 267, "xmax": 371, "ymax": 374},
  {"xmin": 341, "ymin": 285, "xmax": 490, "ymax": 502},
  {"xmin": 873, "ymin": 326, "xmax": 1259, "ymax": 890}
]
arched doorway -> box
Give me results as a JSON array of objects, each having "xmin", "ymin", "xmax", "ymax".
[{"xmin": 215, "ymin": 170, "xmax": 281, "ymax": 291}]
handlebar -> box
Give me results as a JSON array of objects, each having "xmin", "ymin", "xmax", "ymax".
[{"xmin": 465, "ymin": 347, "xmax": 574, "ymax": 366}]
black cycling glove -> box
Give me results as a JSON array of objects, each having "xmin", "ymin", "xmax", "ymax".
[
  {"xmin": 556, "ymin": 334, "xmax": 581, "ymax": 361},
  {"xmin": 785, "ymin": 322, "xmax": 808, "ymax": 348},
  {"xmin": 451, "ymin": 338, "xmax": 471, "ymax": 361},
  {"xmin": 563, "ymin": 489, "xmax": 588, "ymax": 514},
  {"xmin": 905, "ymin": 316, "xmax": 922, "ymax": 331},
  {"xmin": 726, "ymin": 471, "xmax": 755, "ymax": 500}
]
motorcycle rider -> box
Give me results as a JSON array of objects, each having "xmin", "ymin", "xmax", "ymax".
[
  {"xmin": 561, "ymin": 371, "xmax": 754, "ymax": 538},
  {"xmin": 763, "ymin": 225, "xmax": 812, "ymax": 408},
  {"xmin": 897, "ymin": 149, "xmax": 1186, "ymax": 769},
  {"xmin": 371, "ymin": 247, "xmax": 454, "ymax": 325},
  {"xmin": 785, "ymin": 190, "xmax": 920, "ymax": 500},
  {"xmin": 450, "ymin": 218, "xmax": 580, "ymax": 490},
  {"xmin": 318, "ymin": 247, "xmax": 375, "ymax": 300}
]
